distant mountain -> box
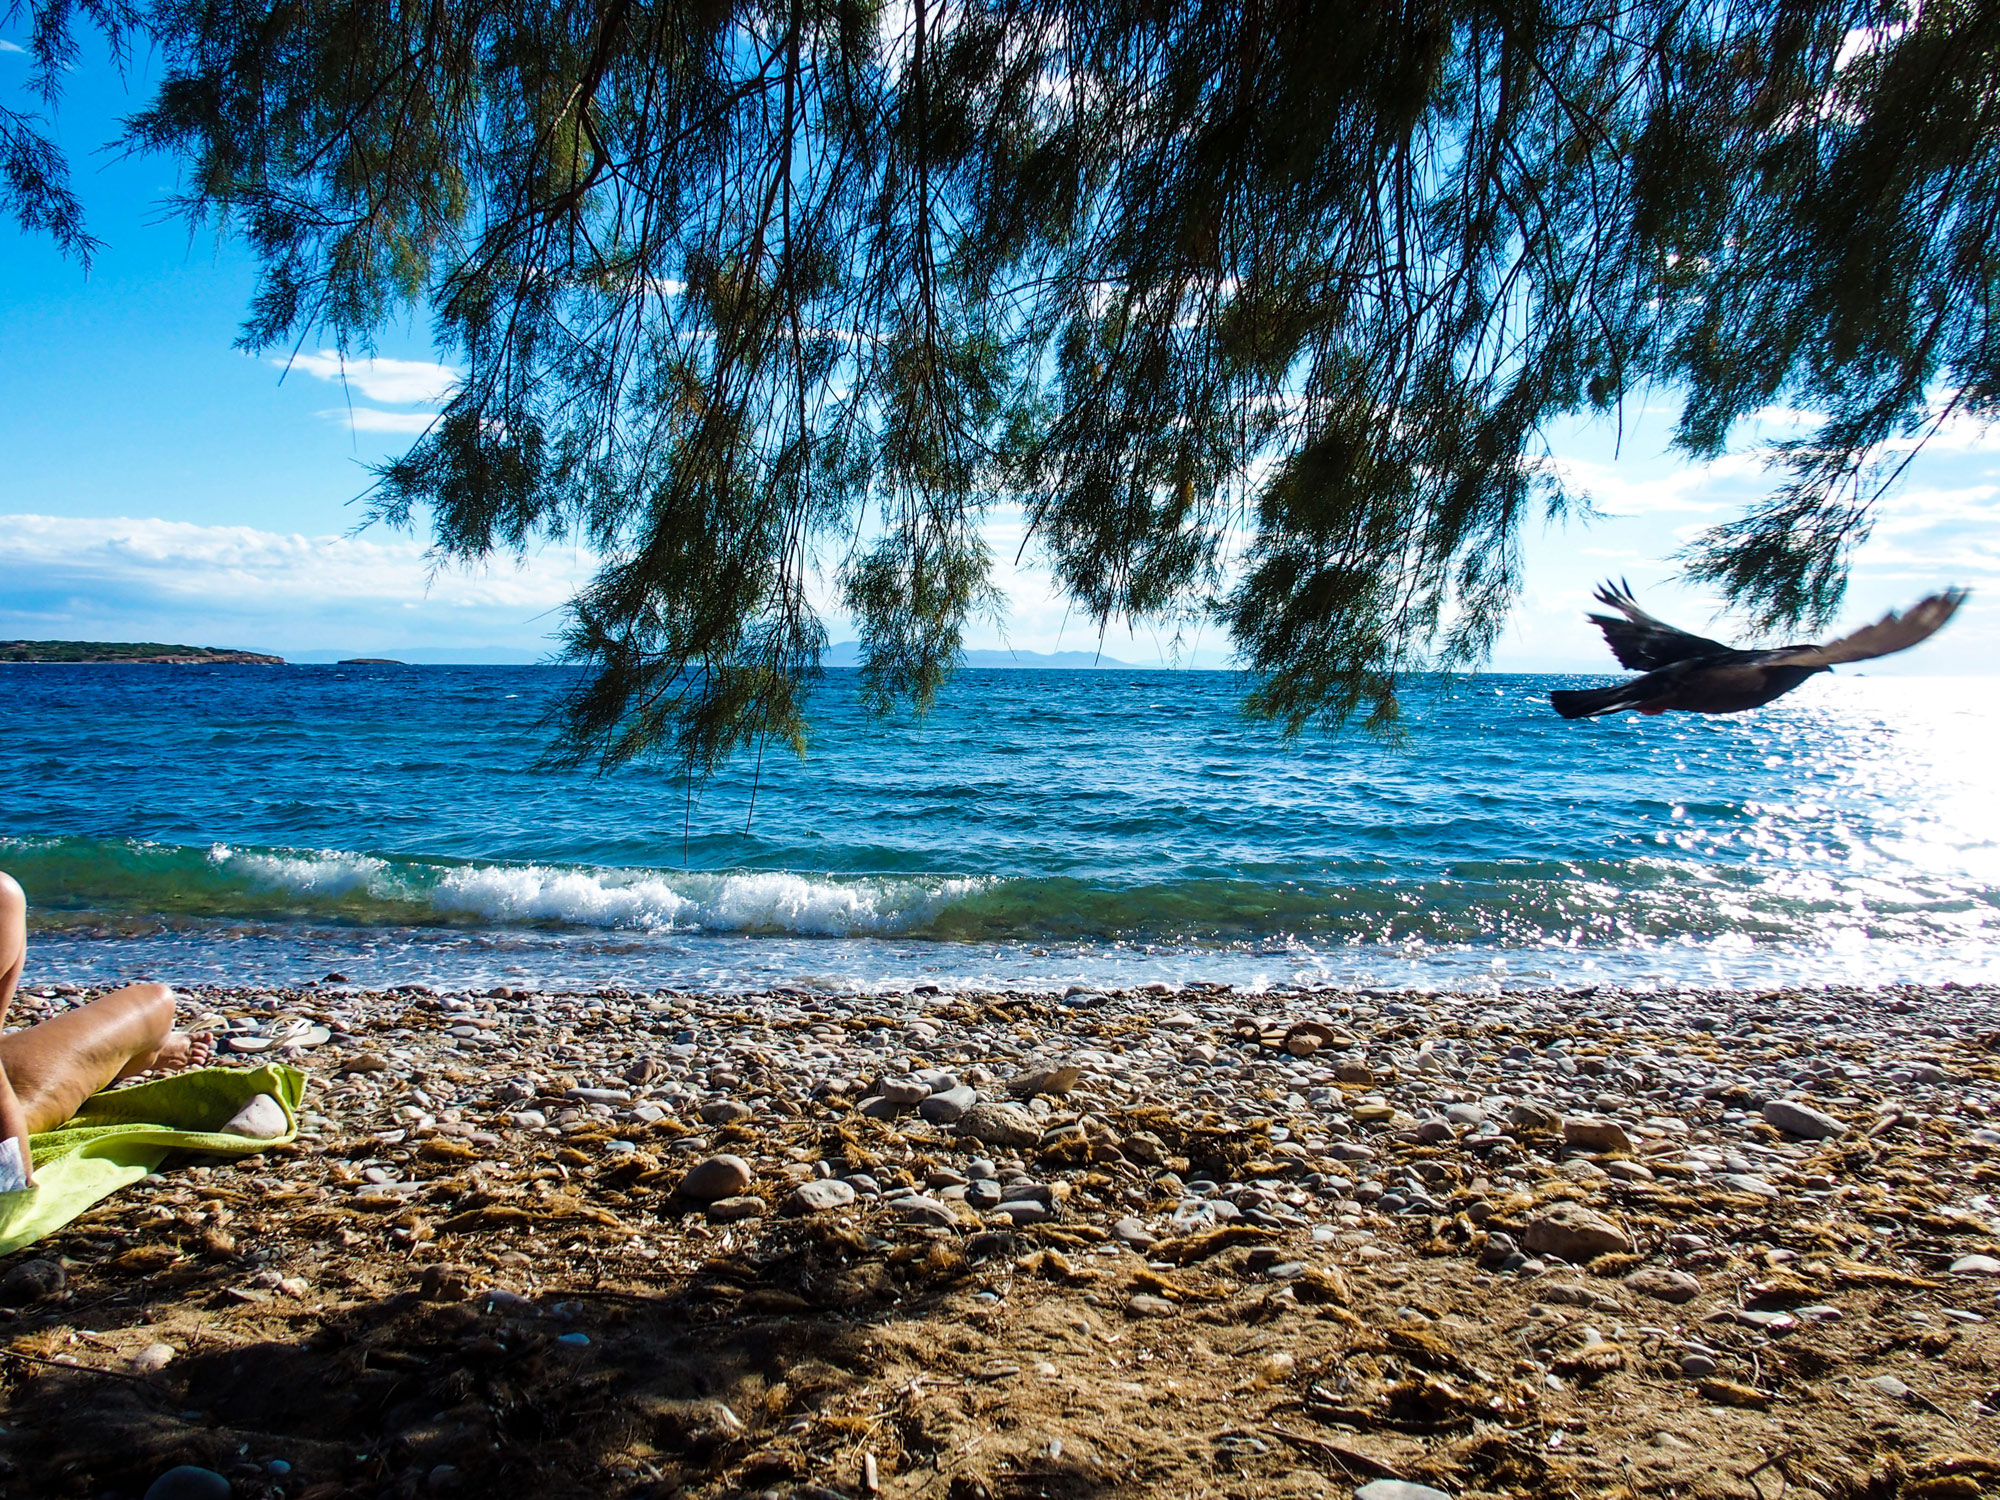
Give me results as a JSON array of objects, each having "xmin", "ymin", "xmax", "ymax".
[
  {"xmin": 822, "ymin": 641, "xmax": 1131, "ymax": 669},
  {"xmin": 1, "ymin": 640, "xmax": 283, "ymax": 665}
]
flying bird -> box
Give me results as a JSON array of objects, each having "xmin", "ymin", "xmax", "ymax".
[{"xmin": 1549, "ymin": 582, "xmax": 1967, "ymax": 719}]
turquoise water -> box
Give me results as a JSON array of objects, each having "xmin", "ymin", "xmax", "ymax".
[{"xmin": 2, "ymin": 664, "xmax": 1996, "ymax": 992}]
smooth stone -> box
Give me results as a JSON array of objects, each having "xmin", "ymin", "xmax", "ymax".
[
  {"xmin": 1112, "ymin": 1217, "xmax": 1157, "ymax": 1249},
  {"xmin": 1509, "ymin": 1101, "xmax": 1561, "ymax": 1131},
  {"xmin": 1762, "ymin": 1098, "xmax": 1846, "ymax": 1139},
  {"xmin": 677, "ymin": 1154, "xmax": 754, "ymax": 1202},
  {"xmin": 0, "ymin": 1257, "xmax": 67, "ymax": 1306},
  {"xmin": 1128, "ymin": 1293, "xmax": 1176, "ymax": 1317},
  {"xmin": 1355, "ymin": 1482, "xmax": 1454, "ymax": 1500},
  {"xmin": 1564, "ymin": 1116, "xmax": 1635, "ymax": 1154},
  {"xmin": 1605, "ymin": 1159, "xmax": 1654, "ymax": 1183},
  {"xmin": 221, "ymin": 1093, "xmax": 290, "ymax": 1139},
  {"xmin": 1865, "ymin": 1374, "xmax": 1914, "ymax": 1401},
  {"xmin": 130, "ymin": 1342, "xmax": 177, "ymax": 1374},
  {"xmin": 567, "ymin": 1086, "xmax": 632, "ymax": 1105},
  {"xmin": 857, "ymin": 1095, "xmax": 907, "ymax": 1120},
  {"xmin": 144, "ymin": 1468, "xmax": 232, "ymax": 1500},
  {"xmin": 1523, "ymin": 1202, "xmax": 1633, "ymax": 1260},
  {"xmin": 788, "ymin": 1179, "xmax": 859, "ymax": 1214},
  {"xmin": 1680, "ymin": 1353, "xmax": 1719, "ymax": 1378},
  {"xmin": 1444, "ymin": 1104, "xmax": 1485, "ymax": 1127},
  {"xmin": 1006, "ymin": 1065, "xmax": 1082, "ymax": 1099},
  {"xmin": 1415, "ymin": 1118, "xmax": 1455, "ymax": 1144},
  {"xmin": 1949, "ymin": 1254, "xmax": 2000, "ymax": 1276},
  {"xmin": 890, "ymin": 1195, "xmax": 958, "ymax": 1228},
  {"xmin": 1626, "ymin": 1268, "xmax": 1702, "ymax": 1304},
  {"xmin": 919, "ymin": 1085, "xmax": 978, "ymax": 1124},
  {"xmin": 967, "ymin": 1179, "xmax": 1004, "ymax": 1209},
  {"xmin": 1717, "ymin": 1173, "xmax": 1781, "ymax": 1199},
  {"xmin": 996, "ymin": 1200, "xmax": 1052, "ymax": 1225},
  {"xmin": 706, "ymin": 1195, "xmax": 767, "ymax": 1223},
  {"xmin": 958, "ymin": 1101, "xmax": 1044, "ymax": 1148},
  {"xmin": 698, "ymin": 1099, "xmax": 754, "ymax": 1124},
  {"xmin": 878, "ymin": 1076, "xmax": 932, "ymax": 1105}
]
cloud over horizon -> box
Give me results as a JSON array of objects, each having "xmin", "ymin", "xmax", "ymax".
[{"xmin": 0, "ymin": 513, "xmax": 592, "ymax": 654}]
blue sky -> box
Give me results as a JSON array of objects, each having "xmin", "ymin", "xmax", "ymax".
[{"xmin": 5, "ymin": 35, "xmax": 1997, "ymax": 672}]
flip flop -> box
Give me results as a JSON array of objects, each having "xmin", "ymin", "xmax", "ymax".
[{"xmin": 279, "ymin": 1023, "xmax": 332, "ymax": 1051}]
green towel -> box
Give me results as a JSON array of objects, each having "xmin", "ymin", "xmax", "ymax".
[{"xmin": 0, "ymin": 1063, "xmax": 306, "ymax": 1256}]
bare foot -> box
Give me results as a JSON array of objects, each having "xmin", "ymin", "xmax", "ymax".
[
  {"xmin": 116, "ymin": 1030, "xmax": 216, "ymax": 1082},
  {"xmin": 153, "ymin": 1030, "xmax": 216, "ymax": 1072}
]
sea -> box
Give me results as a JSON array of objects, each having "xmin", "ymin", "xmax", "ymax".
[{"xmin": 2, "ymin": 664, "xmax": 1996, "ymax": 996}]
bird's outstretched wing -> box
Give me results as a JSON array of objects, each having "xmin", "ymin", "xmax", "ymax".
[
  {"xmin": 1764, "ymin": 589, "xmax": 1968, "ymax": 667},
  {"xmin": 1586, "ymin": 579, "xmax": 1733, "ymax": 670}
]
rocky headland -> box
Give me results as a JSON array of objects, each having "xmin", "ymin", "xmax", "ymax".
[
  {"xmin": 0, "ymin": 980, "xmax": 1995, "ymax": 1500},
  {"xmin": 0, "ymin": 641, "xmax": 284, "ymax": 665}
]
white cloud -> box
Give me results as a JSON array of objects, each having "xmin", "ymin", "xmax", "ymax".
[
  {"xmin": 0, "ymin": 513, "xmax": 595, "ymax": 652},
  {"xmin": 1550, "ymin": 450, "xmax": 1758, "ymax": 517},
  {"xmin": 280, "ymin": 350, "xmax": 459, "ymax": 405},
  {"xmin": 0, "ymin": 38, "xmax": 27, "ymax": 53},
  {"xmin": 323, "ymin": 408, "xmax": 442, "ymax": 435}
]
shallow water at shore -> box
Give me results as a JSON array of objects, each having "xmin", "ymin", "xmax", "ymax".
[{"xmin": 4, "ymin": 663, "xmax": 1996, "ymax": 992}]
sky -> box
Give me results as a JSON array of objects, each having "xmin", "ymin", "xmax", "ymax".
[{"xmin": 5, "ymin": 36, "xmax": 1997, "ymax": 673}]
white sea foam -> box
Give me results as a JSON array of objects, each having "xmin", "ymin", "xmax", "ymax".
[
  {"xmin": 213, "ymin": 844, "xmax": 392, "ymax": 897},
  {"xmin": 428, "ymin": 863, "xmax": 987, "ymax": 935}
]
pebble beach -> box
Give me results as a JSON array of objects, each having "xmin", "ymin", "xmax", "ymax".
[{"xmin": 2, "ymin": 978, "xmax": 1998, "ymax": 1500}]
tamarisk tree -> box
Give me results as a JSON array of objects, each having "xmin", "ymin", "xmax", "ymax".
[{"xmin": 7, "ymin": 0, "xmax": 1996, "ymax": 769}]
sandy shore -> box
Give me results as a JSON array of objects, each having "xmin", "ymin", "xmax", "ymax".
[{"xmin": 0, "ymin": 978, "xmax": 1997, "ymax": 1500}]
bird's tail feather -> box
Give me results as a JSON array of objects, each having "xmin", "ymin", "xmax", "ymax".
[{"xmin": 1549, "ymin": 682, "xmax": 1646, "ymax": 719}]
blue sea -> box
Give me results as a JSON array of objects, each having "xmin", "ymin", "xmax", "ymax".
[{"xmin": 2, "ymin": 664, "xmax": 1995, "ymax": 994}]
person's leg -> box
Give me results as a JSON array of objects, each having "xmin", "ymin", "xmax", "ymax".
[
  {"xmin": 0, "ymin": 983, "xmax": 208, "ymax": 1134},
  {"xmin": 0, "ymin": 872, "xmax": 213, "ymax": 1139},
  {"xmin": 0, "ymin": 871, "xmax": 23, "ymax": 1023}
]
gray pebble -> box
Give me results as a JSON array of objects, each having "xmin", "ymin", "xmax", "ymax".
[
  {"xmin": 788, "ymin": 1179, "xmax": 858, "ymax": 1214},
  {"xmin": 1762, "ymin": 1098, "xmax": 1846, "ymax": 1139}
]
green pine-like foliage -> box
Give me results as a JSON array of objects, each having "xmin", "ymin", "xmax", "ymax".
[{"xmin": 8, "ymin": 0, "xmax": 1995, "ymax": 769}]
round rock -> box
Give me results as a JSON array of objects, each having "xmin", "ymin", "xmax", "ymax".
[
  {"xmin": 787, "ymin": 1179, "xmax": 859, "ymax": 1214},
  {"xmin": 919, "ymin": 1085, "xmax": 979, "ymax": 1124},
  {"xmin": 677, "ymin": 1154, "xmax": 754, "ymax": 1202},
  {"xmin": 1355, "ymin": 1482, "xmax": 1454, "ymax": 1500},
  {"xmin": 957, "ymin": 1101, "xmax": 1043, "ymax": 1148},
  {"xmin": 1949, "ymin": 1254, "xmax": 2000, "ymax": 1276},
  {"xmin": 0, "ymin": 1257, "xmax": 66, "ymax": 1306},
  {"xmin": 1762, "ymin": 1098, "xmax": 1846, "ymax": 1139},
  {"xmin": 1625, "ymin": 1268, "xmax": 1702, "ymax": 1304},
  {"xmin": 1523, "ymin": 1201, "xmax": 1633, "ymax": 1261},
  {"xmin": 1563, "ymin": 1116, "xmax": 1635, "ymax": 1154},
  {"xmin": 877, "ymin": 1076, "xmax": 933, "ymax": 1106},
  {"xmin": 144, "ymin": 1468, "xmax": 232, "ymax": 1500}
]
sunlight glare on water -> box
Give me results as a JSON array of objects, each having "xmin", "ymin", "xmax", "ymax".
[{"xmin": 0, "ymin": 664, "xmax": 1994, "ymax": 992}]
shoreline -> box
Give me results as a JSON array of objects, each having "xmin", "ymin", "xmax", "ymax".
[{"xmin": 1, "ymin": 979, "xmax": 1996, "ymax": 1499}]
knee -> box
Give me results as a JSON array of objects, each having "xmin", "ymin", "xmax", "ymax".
[
  {"xmin": 0, "ymin": 872, "xmax": 22, "ymax": 925},
  {"xmin": 127, "ymin": 982, "xmax": 176, "ymax": 1043}
]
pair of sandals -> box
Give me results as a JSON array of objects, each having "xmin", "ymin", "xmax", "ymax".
[{"xmin": 217, "ymin": 1016, "xmax": 334, "ymax": 1055}]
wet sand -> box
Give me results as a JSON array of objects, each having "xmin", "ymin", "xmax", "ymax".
[{"xmin": 1, "ymin": 979, "xmax": 1996, "ymax": 1500}]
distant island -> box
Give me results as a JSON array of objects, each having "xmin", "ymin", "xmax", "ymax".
[
  {"xmin": 0, "ymin": 640, "xmax": 285, "ymax": 665},
  {"xmin": 337, "ymin": 657, "xmax": 406, "ymax": 666}
]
